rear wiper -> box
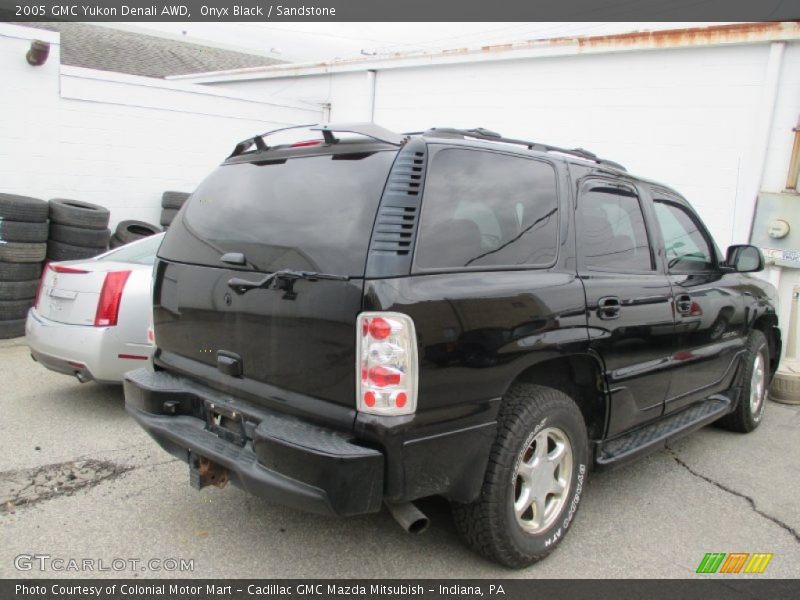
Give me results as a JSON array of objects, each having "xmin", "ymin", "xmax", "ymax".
[{"xmin": 227, "ymin": 269, "xmax": 350, "ymax": 296}]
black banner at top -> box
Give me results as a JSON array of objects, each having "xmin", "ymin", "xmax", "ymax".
[{"xmin": 0, "ymin": 0, "xmax": 798, "ymax": 22}]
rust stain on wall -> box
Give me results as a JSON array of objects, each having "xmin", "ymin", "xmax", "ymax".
[
  {"xmin": 572, "ymin": 22, "xmax": 793, "ymax": 50},
  {"xmin": 177, "ymin": 22, "xmax": 800, "ymax": 80},
  {"xmin": 413, "ymin": 22, "xmax": 800, "ymax": 59}
]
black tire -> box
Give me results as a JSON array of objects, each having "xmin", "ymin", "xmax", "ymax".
[
  {"xmin": 0, "ymin": 242, "xmax": 47, "ymax": 263},
  {"xmin": 452, "ymin": 384, "xmax": 589, "ymax": 568},
  {"xmin": 48, "ymin": 198, "xmax": 110, "ymax": 230},
  {"xmin": 0, "ymin": 318, "xmax": 26, "ymax": 339},
  {"xmin": 114, "ymin": 220, "xmax": 161, "ymax": 244},
  {"xmin": 49, "ymin": 223, "xmax": 110, "ymax": 248},
  {"xmin": 0, "ymin": 193, "xmax": 48, "ymax": 222},
  {"xmin": 0, "ymin": 261, "xmax": 41, "ymax": 281},
  {"xmin": 717, "ymin": 330, "xmax": 769, "ymax": 433},
  {"xmin": 161, "ymin": 191, "xmax": 190, "ymax": 210},
  {"xmin": 0, "ymin": 279, "xmax": 38, "ymax": 301},
  {"xmin": 47, "ymin": 240, "xmax": 104, "ymax": 262},
  {"xmin": 109, "ymin": 234, "xmax": 125, "ymax": 249},
  {"xmin": 160, "ymin": 208, "xmax": 178, "ymax": 227},
  {"xmin": 0, "ymin": 219, "xmax": 49, "ymax": 242},
  {"xmin": 0, "ymin": 299, "xmax": 33, "ymax": 320}
]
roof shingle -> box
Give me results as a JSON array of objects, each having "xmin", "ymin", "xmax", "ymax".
[{"xmin": 23, "ymin": 22, "xmax": 283, "ymax": 78}]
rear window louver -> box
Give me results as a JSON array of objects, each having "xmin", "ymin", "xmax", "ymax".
[{"xmin": 365, "ymin": 139, "xmax": 428, "ymax": 277}]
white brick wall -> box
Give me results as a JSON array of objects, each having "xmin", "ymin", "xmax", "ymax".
[{"xmin": 0, "ymin": 24, "xmax": 321, "ymax": 230}]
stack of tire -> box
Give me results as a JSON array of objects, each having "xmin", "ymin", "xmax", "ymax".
[
  {"xmin": 160, "ymin": 191, "xmax": 190, "ymax": 230},
  {"xmin": 47, "ymin": 199, "xmax": 111, "ymax": 261},
  {"xmin": 0, "ymin": 193, "xmax": 49, "ymax": 339},
  {"xmin": 109, "ymin": 220, "xmax": 162, "ymax": 249}
]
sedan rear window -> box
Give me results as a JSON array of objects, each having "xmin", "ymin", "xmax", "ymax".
[{"xmin": 97, "ymin": 233, "xmax": 164, "ymax": 265}]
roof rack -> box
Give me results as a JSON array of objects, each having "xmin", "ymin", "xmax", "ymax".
[
  {"xmin": 418, "ymin": 127, "xmax": 626, "ymax": 171},
  {"xmin": 228, "ymin": 122, "xmax": 405, "ymax": 158},
  {"xmin": 311, "ymin": 123, "xmax": 405, "ymax": 146},
  {"xmin": 228, "ymin": 123, "xmax": 626, "ymax": 171}
]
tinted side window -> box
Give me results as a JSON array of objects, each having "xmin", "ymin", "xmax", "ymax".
[
  {"xmin": 653, "ymin": 201, "xmax": 714, "ymax": 272},
  {"xmin": 414, "ymin": 149, "xmax": 558, "ymax": 269},
  {"xmin": 579, "ymin": 184, "xmax": 653, "ymax": 271}
]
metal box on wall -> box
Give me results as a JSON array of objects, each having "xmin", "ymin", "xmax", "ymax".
[{"xmin": 751, "ymin": 192, "xmax": 800, "ymax": 268}]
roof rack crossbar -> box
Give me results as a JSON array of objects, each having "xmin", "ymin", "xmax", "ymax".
[
  {"xmin": 420, "ymin": 127, "xmax": 626, "ymax": 171},
  {"xmin": 229, "ymin": 123, "xmax": 315, "ymax": 158},
  {"xmin": 229, "ymin": 122, "xmax": 405, "ymax": 158},
  {"xmin": 310, "ymin": 123, "xmax": 405, "ymax": 146}
]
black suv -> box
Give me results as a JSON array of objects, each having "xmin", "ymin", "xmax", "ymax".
[{"xmin": 125, "ymin": 124, "xmax": 781, "ymax": 568}]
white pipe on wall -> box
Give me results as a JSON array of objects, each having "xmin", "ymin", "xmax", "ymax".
[
  {"xmin": 366, "ymin": 70, "xmax": 377, "ymax": 123},
  {"xmin": 731, "ymin": 42, "xmax": 785, "ymax": 245}
]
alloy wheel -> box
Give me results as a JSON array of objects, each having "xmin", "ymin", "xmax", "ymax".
[
  {"xmin": 513, "ymin": 426, "xmax": 573, "ymax": 534},
  {"xmin": 750, "ymin": 351, "xmax": 766, "ymax": 418}
]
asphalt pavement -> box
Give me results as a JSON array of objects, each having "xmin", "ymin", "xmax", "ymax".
[{"xmin": 1, "ymin": 337, "xmax": 798, "ymax": 579}]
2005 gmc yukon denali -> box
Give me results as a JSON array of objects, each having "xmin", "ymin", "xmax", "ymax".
[{"xmin": 124, "ymin": 123, "xmax": 781, "ymax": 568}]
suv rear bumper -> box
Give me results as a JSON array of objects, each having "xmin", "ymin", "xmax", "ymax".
[{"xmin": 124, "ymin": 368, "xmax": 384, "ymax": 516}]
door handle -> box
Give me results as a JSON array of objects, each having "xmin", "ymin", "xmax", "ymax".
[
  {"xmin": 597, "ymin": 296, "xmax": 621, "ymax": 320},
  {"xmin": 675, "ymin": 294, "xmax": 693, "ymax": 315}
]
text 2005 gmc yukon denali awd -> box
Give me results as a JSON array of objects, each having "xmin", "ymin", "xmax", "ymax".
[{"xmin": 124, "ymin": 123, "xmax": 781, "ymax": 568}]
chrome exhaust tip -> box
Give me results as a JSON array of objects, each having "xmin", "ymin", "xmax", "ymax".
[
  {"xmin": 75, "ymin": 372, "xmax": 89, "ymax": 384},
  {"xmin": 385, "ymin": 501, "xmax": 430, "ymax": 534}
]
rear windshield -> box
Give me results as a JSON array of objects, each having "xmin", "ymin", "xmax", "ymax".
[{"xmin": 158, "ymin": 150, "xmax": 396, "ymax": 276}]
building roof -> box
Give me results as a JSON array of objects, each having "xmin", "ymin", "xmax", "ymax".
[
  {"xmin": 23, "ymin": 22, "xmax": 283, "ymax": 78},
  {"xmin": 167, "ymin": 21, "xmax": 800, "ymax": 83}
]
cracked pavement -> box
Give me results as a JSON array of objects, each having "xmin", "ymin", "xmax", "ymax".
[
  {"xmin": 666, "ymin": 446, "xmax": 800, "ymax": 544},
  {"xmin": 1, "ymin": 459, "xmax": 132, "ymax": 513},
  {"xmin": 1, "ymin": 337, "xmax": 798, "ymax": 578}
]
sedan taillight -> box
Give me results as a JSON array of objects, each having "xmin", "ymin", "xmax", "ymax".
[
  {"xmin": 51, "ymin": 265, "xmax": 89, "ymax": 274},
  {"xmin": 33, "ymin": 262, "xmax": 49, "ymax": 309},
  {"xmin": 36, "ymin": 263, "xmax": 91, "ymax": 309},
  {"xmin": 356, "ymin": 312, "xmax": 418, "ymax": 416},
  {"xmin": 94, "ymin": 270, "xmax": 131, "ymax": 327}
]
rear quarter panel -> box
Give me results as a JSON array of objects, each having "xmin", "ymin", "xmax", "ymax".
[
  {"xmin": 363, "ymin": 271, "xmax": 589, "ymax": 415},
  {"xmin": 117, "ymin": 266, "xmax": 154, "ymax": 346},
  {"xmin": 360, "ymin": 270, "xmax": 589, "ymax": 502}
]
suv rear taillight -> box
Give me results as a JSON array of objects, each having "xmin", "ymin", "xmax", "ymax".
[
  {"xmin": 357, "ymin": 312, "xmax": 418, "ymax": 415},
  {"xmin": 94, "ymin": 270, "xmax": 131, "ymax": 327}
]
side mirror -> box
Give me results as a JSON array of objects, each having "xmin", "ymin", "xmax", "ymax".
[{"xmin": 725, "ymin": 245, "xmax": 764, "ymax": 273}]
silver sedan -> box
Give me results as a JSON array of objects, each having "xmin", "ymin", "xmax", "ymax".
[{"xmin": 25, "ymin": 233, "xmax": 164, "ymax": 384}]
